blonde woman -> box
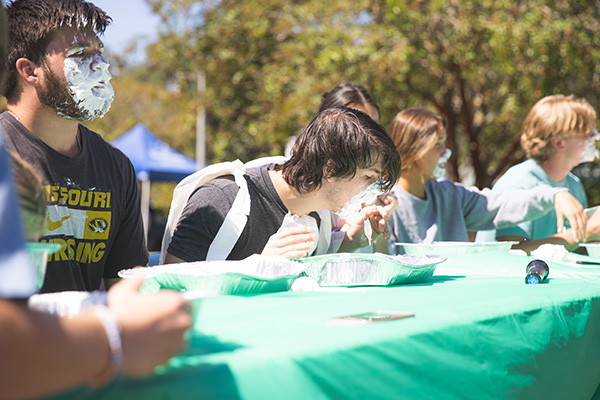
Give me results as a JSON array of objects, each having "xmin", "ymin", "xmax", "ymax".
[
  {"xmin": 476, "ymin": 94, "xmax": 600, "ymax": 251},
  {"xmin": 380, "ymin": 108, "xmax": 587, "ymax": 253}
]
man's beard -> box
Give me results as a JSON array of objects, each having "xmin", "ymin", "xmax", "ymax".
[
  {"xmin": 37, "ymin": 58, "xmax": 114, "ymax": 122},
  {"xmin": 37, "ymin": 62, "xmax": 91, "ymax": 121}
]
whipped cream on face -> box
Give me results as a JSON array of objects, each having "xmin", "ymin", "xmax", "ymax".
[
  {"xmin": 432, "ymin": 148, "xmax": 452, "ymax": 179},
  {"xmin": 336, "ymin": 182, "xmax": 384, "ymax": 222},
  {"xmin": 579, "ymin": 129, "xmax": 600, "ymax": 164},
  {"xmin": 62, "ymin": 49, "xmax": 114, "ymax": 121}
]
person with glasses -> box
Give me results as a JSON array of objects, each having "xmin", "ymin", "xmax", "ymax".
[{"xmin": 476, "ymin": 94, "xmax": 600, "ymax": 252}]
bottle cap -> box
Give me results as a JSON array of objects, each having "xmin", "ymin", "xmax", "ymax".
[{"xmin": 526, "ymin": 273, "xmax": 541, "ymax": 284}]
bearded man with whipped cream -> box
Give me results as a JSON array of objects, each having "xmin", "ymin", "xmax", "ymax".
[
  {"xmin": 0, "ymin": 0, "xmax": 147, "ymax": 293},
  {"xmin": 476, "ymin": 94, "xmax": 600, "ymax": 252}
]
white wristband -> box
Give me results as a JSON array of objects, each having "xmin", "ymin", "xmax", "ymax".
[{"xmin": 93, "ymin": 305, "xmax": 123, "ymax": 380}]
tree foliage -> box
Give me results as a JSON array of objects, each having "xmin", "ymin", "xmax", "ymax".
[{"xmin": 108, "ymin": 0, "xmax": 600, "ymax": 200}]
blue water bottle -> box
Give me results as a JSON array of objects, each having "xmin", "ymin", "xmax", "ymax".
[{"xmin": 525, "ymin": 259, "xmax": 549, "ymax": 284}]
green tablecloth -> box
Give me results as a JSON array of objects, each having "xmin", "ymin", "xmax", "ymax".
[{"xmin": 52, "ymin": 251, "xmax": 600, "ymax": 399}]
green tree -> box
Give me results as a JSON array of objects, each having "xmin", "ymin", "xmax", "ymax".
[
  {"xmin": 381, "ymin": 0, "xmax": 600, "ymax": 188},
  {"xmin": 103, "ymin": 0, "xmax": 598, "ymax": 208}
]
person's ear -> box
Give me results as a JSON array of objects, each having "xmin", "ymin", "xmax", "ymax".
[
  {"xmin": 550, "ymin": 136, "xmax": 566, "ymax": 150},
  {"xmin": 15, "ymin": 58, "xmax": 40, "ymax": 86}
]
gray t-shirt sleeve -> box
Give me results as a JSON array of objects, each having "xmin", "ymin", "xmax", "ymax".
[
  {"xmin": 460, "ymin": 184, "xmax": 556, "ymax": 231},
  {"xmin": 167, "ymin": 178, "xmax": 238, "ymax": 262}
]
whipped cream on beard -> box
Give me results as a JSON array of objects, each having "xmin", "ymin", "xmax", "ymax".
[
  {"xmin": 62, "ymin": 52, "xmax": 114, "ymax": 121},
  {"xmin": 579, "ymin": 129, "xmax": 600, "ymax": 164},
  {"xmin": 432, "ymin": 148, "xmax": 452, "ymax": 179}
]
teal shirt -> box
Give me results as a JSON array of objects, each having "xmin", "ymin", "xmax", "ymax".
[{"xmin": 476, "ymin": 159, "xmax": 587, "ymax": 241}]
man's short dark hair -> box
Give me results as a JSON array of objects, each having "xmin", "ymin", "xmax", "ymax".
[
  {"xmin": 3, "ymin": 0, "xmax": 111, "ymax": 100},
  {"xmin": 280, "ymin": 107, "xmax": 401, "ymax": 194}
]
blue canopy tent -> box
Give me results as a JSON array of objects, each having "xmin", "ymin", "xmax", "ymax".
[{"xmin": 111, "ymin": 123, "xmax": 198, "ymax": 239}]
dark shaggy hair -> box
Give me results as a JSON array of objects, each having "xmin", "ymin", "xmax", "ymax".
[
  {"xmin": 3, "ymin": 0, "xmax": 111, "ymax": 100},
  {"xmin": 279, "ymin": 107, "xmax": 401, "ymax": 194}
]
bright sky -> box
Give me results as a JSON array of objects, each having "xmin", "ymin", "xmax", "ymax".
[{"xmin": 93, "ymin": 0, "xmax": 161, "ymax": 60}]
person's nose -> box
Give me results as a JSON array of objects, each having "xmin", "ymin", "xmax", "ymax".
[{"xmin": 90, "ymin": 54, "xmax": 109, "ymax": 72}]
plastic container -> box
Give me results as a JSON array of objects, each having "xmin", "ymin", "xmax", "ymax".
[{"xmin": 25, "ymin": 243, "xmax": 63, "ymax": 289}]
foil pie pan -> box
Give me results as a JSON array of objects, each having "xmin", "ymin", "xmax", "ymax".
[
  {"xmin": 395, "ymin": 241, "xmax": 518, "ymax": 257},
  {"xmin": 297, "ymin": 253, "xmax": 446, "ymax": 286},
  {"xmin": 118, "ymin": 254, "xmax": 307, "ymax": 295}
]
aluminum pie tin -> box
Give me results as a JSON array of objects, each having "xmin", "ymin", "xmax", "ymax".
[
  {"xmin": 118, "ymin": 254, "xmax": 308, "ymax": 295},
  {"xmin": 395, "ymin": 241, "xmax": 519, "ymax": 257},
  {"xmin": 297, "ymin": 253, "xmax": 446, "ymax": 286}
]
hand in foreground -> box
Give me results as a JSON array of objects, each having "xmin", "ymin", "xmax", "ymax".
[
  {"xmin": 107, "ymin": 277, "xmax": 192, "ymax": 376},
  {"xmin": 261, "ymin": 226, "xmax": 317, "ymax": 258},
  {"xmin": 554, "ymin": 191, "xmax": 586, "ymax": 242}
]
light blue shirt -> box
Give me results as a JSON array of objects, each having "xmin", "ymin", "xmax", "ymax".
[
  {"xmin": 476, "ymin": 159, "xmax": 587, "ymax": 242},
  {"xmin": 0, "ymin": 133, "xmax": 37, "ymax": 298},
  {"xmin": 388, "ymin": 178, "xmax": 558, "ymax": 251}
]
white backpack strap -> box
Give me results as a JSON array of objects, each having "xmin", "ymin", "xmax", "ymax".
[
  {"xmin": 205, "ymin": 167, "xmax": 250, "ymax": 260},
  {"xmin": 160, "ymin": 156, "xmax": 288, "ymax": 264},
  {"xmin": 206, "ymin": 156, "xmax": 288, "ymax": 259},
  {"xmin": 159, "ymin": 160, "xmax": 245, "ymax": 264},
  {"xmin": 244, "ymin": 155, "xmax": 288, "ymax": 168}
]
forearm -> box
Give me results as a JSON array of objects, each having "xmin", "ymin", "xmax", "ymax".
[
  {"xmin": 0, "ymin": 300, "xmax": 109, "ymax": 399},
  {"xmin": 498, "ymin": 230, "xmax": 578, "ymax": 255},
  {"xmin": 483, "ymin": 185, "xmax": 556, "ymax": 229}
]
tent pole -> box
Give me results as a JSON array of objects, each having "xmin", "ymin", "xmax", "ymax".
[
  {"xmin": 196, "ymin": 71, "xmax": 206, "ymax": 169},
  {"xmin": 141, "ymin": 180, "xmax": 151, "ymax": 240}
]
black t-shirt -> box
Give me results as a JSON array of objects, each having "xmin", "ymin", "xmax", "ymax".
[
  {"xmin": 168, "ymin": 164, "xmax": 319, "ymax": 261},
  {"xmin": 0, "ymin": 112, "xmax": 148, "ymax": 292}
]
